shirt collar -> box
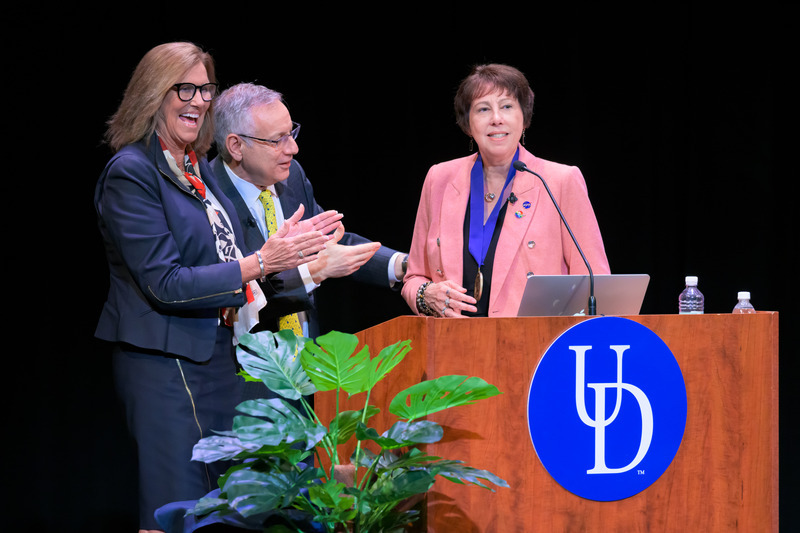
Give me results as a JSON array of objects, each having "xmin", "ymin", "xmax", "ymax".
[{"xmin": 223, "ymin": 162, "xmax": 277, "ymax": 208}]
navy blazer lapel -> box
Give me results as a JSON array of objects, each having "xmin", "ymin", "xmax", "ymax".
[
  {"xmin": 209, "ymin": 156, "xmax": 266, "ymax": 253},
  {"xmin": 201, "ymin": 158, "xmax": 248, "ymax": 248},
  {"xmin": 147, "ymin": 133, "xmax": 195, "ymax": 197}
]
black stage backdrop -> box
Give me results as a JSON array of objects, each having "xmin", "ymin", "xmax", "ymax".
[{"xmin": 7, "ymin": 8, "xmax": 795, "ymax": 532}]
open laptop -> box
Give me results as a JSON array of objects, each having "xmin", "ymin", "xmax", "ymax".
[{"xmin": 516, "ymin": 274, "xmax": 650, "ymax": 317}]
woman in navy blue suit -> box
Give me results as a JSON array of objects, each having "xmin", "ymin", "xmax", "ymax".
[{"xmin": 94, "ymin": 42, "xmax": 340, "ymax": 532}]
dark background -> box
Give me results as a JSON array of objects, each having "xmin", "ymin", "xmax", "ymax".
[{"xmin": 8, "ymin": 7, "xmax": 794, "ymax": 532}]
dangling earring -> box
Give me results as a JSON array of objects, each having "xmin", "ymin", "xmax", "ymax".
[
  {"xmin": 469, "ymin": 137, "xmax": 474, "ymax": 152},
  {"xmin": 522, "ymin": 129, "xmax": 526, "ymax": 146}
]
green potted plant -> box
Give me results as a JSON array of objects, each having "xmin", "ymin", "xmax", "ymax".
[{"xmin": 157, "ymin": 329, "xmax": 507, "ymax": 532}]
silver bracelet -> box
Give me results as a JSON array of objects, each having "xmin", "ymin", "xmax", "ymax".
[{"xmin": 255, "ymin": 250, "xmax": 266, "ymax": 282}]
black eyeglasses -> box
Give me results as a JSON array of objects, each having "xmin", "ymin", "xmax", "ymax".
[
  {"xmin": 172, "ymin": 82, "xmax": 219, "ymax": 102},
  {"xmin": 237, "ymin": 122, "xmax": 301, "ymax": 149}
]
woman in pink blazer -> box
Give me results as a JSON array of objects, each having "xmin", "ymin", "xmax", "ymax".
[{"xmin": 402, "ymin": 64, "xmax": 610, "ymax": 318}]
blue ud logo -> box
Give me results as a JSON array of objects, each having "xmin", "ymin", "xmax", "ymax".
[{"xmin": 528, "ymin": 317, "xmax": 687, "ymax": 501}]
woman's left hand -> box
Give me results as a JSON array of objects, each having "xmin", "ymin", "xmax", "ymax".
[{"xmin": 424, "ymin": 280, "xmax": 478, "ymax": 317}]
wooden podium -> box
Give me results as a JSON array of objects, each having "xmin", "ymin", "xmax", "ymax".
[{"xmin": 315, "ymin": 313, "xmax": 779, "ymax": 532}]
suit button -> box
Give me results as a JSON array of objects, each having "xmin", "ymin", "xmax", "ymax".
[
  {"xmin": 527, "ymin": 240, "xmax": 536, "ymax": 248},
  {"xmin": 527, "ymin": 272, "xmax": 534, "ymax": 278}
]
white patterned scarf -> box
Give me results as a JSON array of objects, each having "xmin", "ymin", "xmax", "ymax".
[{"xmin": 159, "ymin": 137, "xmax": 266, "ymax": 343}]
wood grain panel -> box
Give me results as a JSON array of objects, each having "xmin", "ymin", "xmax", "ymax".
[{"xmin": 315, "ymin": 313, "xmax": 779, "ymax": 532}]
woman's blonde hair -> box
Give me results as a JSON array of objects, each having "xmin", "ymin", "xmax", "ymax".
[{"xmin": 105, "ymin": 42, "xmax": 217, "ymax": 156}]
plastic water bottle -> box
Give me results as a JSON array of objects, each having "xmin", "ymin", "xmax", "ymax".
[
  {"xmin": 678, "ymin": 276, "xmax": 704, "ymax": 314},
  {"xmin": 732, "ymin": 291, "xmax": 756, "ymax": 314}
]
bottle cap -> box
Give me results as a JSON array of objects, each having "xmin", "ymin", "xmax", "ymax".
[
  {"xmin": 685, "ymin": 276, "xmax": 698, "ymax": 285},
  {"xmin": 738, "ymin": 291, "xmax": 751, "ymax": 300}
]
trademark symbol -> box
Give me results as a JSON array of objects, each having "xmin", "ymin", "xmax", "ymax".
[{"xmin": 638, "ymin": 470, "xmax": 645, "ymax": 475}]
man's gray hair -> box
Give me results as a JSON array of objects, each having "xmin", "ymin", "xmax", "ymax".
[{"xmin": 213, "ymin": 83, "xmax": 283, "ymax": 162}]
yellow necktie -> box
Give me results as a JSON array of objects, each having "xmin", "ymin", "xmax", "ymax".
[{"xmin": 259, "ymin": 191, "xmax": 303, "ymax": 337}]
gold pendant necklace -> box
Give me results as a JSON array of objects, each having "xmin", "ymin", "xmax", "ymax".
[{"xmin": 474, "ymin": 269, "xmax": 484, "ymax": 301}]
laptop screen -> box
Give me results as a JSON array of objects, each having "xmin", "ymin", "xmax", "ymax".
[{"xmin": 516, "ymin": 274, "xmax": 650, "ymax": 317}]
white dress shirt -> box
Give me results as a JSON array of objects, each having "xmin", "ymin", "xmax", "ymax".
[{"xmin": 223, "ymin": 163, "xmax": 318, "ymax": 336}]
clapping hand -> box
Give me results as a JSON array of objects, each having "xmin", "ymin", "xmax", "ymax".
[
  {"xmin": 307, "ymin": 224, "xmax": 381, "ymax": 284},
  {"xmin": 259, "ymin": 205, "xmax": 340, "ymax": 274},
  {"xmin": 282, "ymin": 205, "xmax": 343, "ymax": 238}
]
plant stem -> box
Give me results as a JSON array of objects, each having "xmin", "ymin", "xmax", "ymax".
[
  {"xmin": 355, "ymin": 453, "xmax": 380, "ymax": 492},
  {"xmin": 301, "ymin": 396, "xmax": 319, "ymax": 424},
  {"xmin": 325, "ymin": 385, "xmax": 343, "ymax": 483},
  {"xmin": 353, "ymin": 388, "xmax": 374, "ymax": 488},
  {"xmin": 352, "ymin": 388, "xmax": 375, "ymax": 488}
]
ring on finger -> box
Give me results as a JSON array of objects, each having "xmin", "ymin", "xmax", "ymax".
[
  {"xmin": 445, "ymin": 297, "xmax": 450, "ymax": 307},
  {"xmin": 298, "ymin": 250, "xmax": 304, "ymax": 258}
]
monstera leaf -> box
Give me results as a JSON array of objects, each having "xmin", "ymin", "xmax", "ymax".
[
  {"xmin": 299, "ymin": 331, "xmax": 367, "ymax": 393},
  {"xmin": 191, "ymin": 434, "xmax": 263, "ymax": 464},
  {"xmin": 305, "ymin": 478, "xmax": 358, "ymax": 525},
  {"xmin": 331, "ymin": 406, "xmax": 380, "ymax": 444},
  {"xmin": 191, "ymin": 396, "xmax": 326, "ymax": 465},
  {"xmin": 237, "ymin": 330, "xmax": 316, "ymax": 400},
  {"xmin": 300, "ymin": 331, "xmax": 411, "ymax": 395},
  {"xmin": 232, "ymin": 397, "xmax": 327, "ymax": 451},
  {"xmin": 389, "ymin": 375, "xmax": 502, "ymax": 421},
  {"xmin": 222, "ymin": 466, "xmax": 323, "ymax": 518},
  {"xmin": 355, "ymin": 420, "xmax": 444, "ymax": 450},
  {"xmin": 428, "ymin": 460, "xmax": 510, "ymax": 490}
]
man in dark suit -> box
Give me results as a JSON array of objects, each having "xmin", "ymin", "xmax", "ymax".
[{"xmin": 211, "ymin": 82, "xmax": 407, "ymax": 339}]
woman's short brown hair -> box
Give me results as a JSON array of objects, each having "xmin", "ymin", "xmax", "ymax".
[
  {"xmin": 105, "ymin": 42, "xmax": 217, "ymax": 156},
  {"xmin": 454, "ymin": 63, "xmax": 535, "ymax": 137}
]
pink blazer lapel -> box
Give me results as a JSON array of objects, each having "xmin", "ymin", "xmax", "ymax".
[
  {"xmin": 438, "ymin": 164, "xmax": 471, "ymax": 286},
  {"xmin": 489, "ymin": 170, "xmax": 540, "ymax": 309}
]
